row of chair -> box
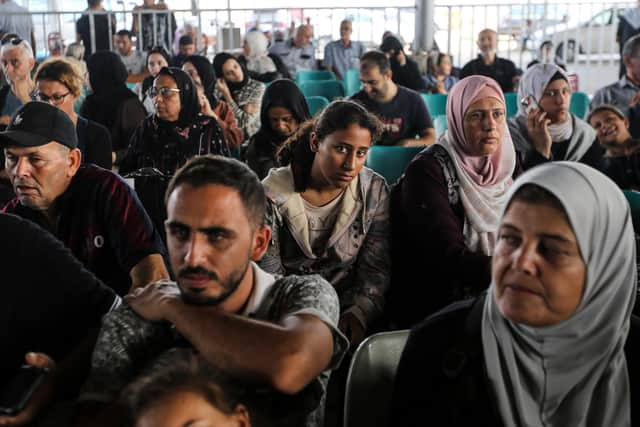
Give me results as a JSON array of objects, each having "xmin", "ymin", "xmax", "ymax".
[{"xmin": 421, "ymin": 92, "xmax": 591, "ymax": 120}]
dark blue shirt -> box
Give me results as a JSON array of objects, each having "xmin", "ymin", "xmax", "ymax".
[{"xmin": 351, "ymin": 85, "xmax": 433, "ymax": 146}]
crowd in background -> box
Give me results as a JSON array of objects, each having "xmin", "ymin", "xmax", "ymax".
[{"xmin": 2, "ymin": 0, "xmax": 640, "ymax": 426}]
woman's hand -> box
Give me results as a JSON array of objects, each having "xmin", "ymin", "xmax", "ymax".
[
  {"xmin": 0, "ymin": 353, "xmax": 56, "ymax": 427},
  {"xmin": 199, "ymin": 93, "xmax": 217, "ymax": 119},
  {"xmin": 526, "ymin": 108, "xmax": 552, "ymax": 158},
  {"xmin": 215, "ymin": 78, "xmax": 232, "ymax": 101}
]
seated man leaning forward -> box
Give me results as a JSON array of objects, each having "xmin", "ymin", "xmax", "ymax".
[
  {"xmin": 0, "ymin": 102, "xmax": 169, "ymax": 296},
  {"xmin": 78, "ymin": 155, "xmax": 348, "ymax": 427}
]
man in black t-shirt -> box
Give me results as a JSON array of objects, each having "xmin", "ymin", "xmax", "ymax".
[
  {"xmin": 0, "ymin": 212, "xmax": 118, "ymax": 426},
  {"xmin": 460, "ymin": 29, "xmax": 517, "ymax": 94},
  {"xmin": 350, "ymin": 50, "xmax": 435, "ymax": 146},
  {"xmin": 75, "ymin": 0, "xmax": 115, "ymax": 58}
]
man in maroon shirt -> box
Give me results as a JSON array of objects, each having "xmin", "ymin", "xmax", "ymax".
[{"xmin": 1, "ymin": 101, "xmax": 170, "ymax": 295}]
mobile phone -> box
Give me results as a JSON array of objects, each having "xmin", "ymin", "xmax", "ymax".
[
  {"xmin": 520, "ymin": 95, "xmax": 541, "ymax": 114},
  {"xmin": 0, "ymin": 366, "xmax": 48, "ymax": 416}
]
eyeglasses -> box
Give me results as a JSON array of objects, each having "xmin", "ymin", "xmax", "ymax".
[
  {"xmin": 148, "ymin": 86, "xmax": 180, "ymax": 99},
  {"xmin": 33, "ymin": 91, "xmax": 71, "ymax": 105},
  {"xmin": 0, "ymin": 34, "xmax": 23, "ymax": 46}
]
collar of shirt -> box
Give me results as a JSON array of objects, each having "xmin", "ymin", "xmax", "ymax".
[
  {"xmin": 620, "ymin": 75, "xmax": 640, "ymax": 89},
  {"xmin": 241, "ymin": 262, "xmax": 277, "ymax": 316}
]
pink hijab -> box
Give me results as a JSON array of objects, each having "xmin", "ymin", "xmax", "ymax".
[{"xmin": 445, "ymin": 75, "xmax": 515, "ymax": 186}]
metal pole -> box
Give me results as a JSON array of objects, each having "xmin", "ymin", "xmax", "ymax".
[
  {"xmin": 89, "ymin": 11, "xmax": 96, "ymax": 54},
  {"xmin": 415, "ymin": 0, "xmax": 434, "ymax": 52},
  {"xmin": 227, "ymin": 0, "xmax": 233, "ymax": 50}
]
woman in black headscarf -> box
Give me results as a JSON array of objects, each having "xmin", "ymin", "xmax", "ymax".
[
  {"xmin": 379, "ymin": 35, "xmax": 428, "ymax": 92},
  {"xmin": 119, "ymin": 67, "xmax": 230, "ymax": 176},
  {"xmin": 244, "ymin": 79, "xmax": 311, "ymax": 179},
  {"xmin": 80, "ymin": 51, "xmax": 147, "ymax": 166},
  {"xmin": 182, "ymin": 55, "xmax": 243, "ymax": 150},
  {"xmin": 213, "ymin": 52, "xmax": 264, "ymax": 142}
]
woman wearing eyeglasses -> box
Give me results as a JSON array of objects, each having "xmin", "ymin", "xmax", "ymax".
[
  {"xmin": 34, "ymin": 57, "xmax": 112, "ymax": 170},
  {"xmin": 119, "ymin": 67, "xmax": 230, "ymax": 176}
]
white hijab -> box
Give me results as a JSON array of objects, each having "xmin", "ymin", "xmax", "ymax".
[
  {"xmin": 244, "ymin": 30, "xmax": 277, "ymax": 74},
  {"xmin": 482, "ymin": 162, "xmax": 636, "ymax": 427},
  {"xmin": 516, "ymin": 63, "xmax": 574, "ymax": 143}
]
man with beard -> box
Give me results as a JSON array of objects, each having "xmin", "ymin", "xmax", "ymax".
[
  {"xmin": 350, "ymin": 50, "xmax": 435, "ymax": 146},
  {"xmin": 460, "ymin": 28, "xmax": 517, "ymax": 93},
  {"xmin": 78, "ymin": 155, "xmax": 348, "ymax": 427}
]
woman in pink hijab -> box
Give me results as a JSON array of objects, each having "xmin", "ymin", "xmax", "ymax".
[{"xmin": 389, "ymin": 75, "xmax": 519, "ymax": 328}]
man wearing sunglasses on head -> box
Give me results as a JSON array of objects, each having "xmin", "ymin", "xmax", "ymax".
[{"xmin": 0, "ymin": 34, "xmax": 34, "ymax": 128}]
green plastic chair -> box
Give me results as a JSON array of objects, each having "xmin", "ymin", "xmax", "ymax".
[
  {"xmin": 433, "ymin": 114, "xmax": 448, "ymax": 137},
  {"xmin": 570, "ymin": 91, "xmax": 590, "ymax": 119},
  {"xmin": 504, "ymin": 92, "xmax": 519, "ymax": 118},
  {"xmin": 295, "ymin": 70, "xmax": 336, "ymax": 85},
  {"xmin": 299, "ymin": 80, "xmax": 345, "ymax": 101},
  {"xmin": 365, "ymin": 145, "xmax": 424, "ymax": 185},
  {"xmin": 344, "ymin": 330, "xmax": 410, "ymax": 427},
  {"xmin": 305, "ymin": 96, "xmax": 330, "ymax": 116},
  {"xmin": 343, "ymin": 69, "xmax": 361, "ymax": 96},
  {"xmin": 421, "ymin": 93, "xmax": 447, "ymax": 117},
  {"xmin": 624, "ymin": 190, "xmax": 640, "ymax": 232}
]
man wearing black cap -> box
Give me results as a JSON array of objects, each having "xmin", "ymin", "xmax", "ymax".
[{"xmin": 1, "ymin": 101, "xmax": 170, "ymax": 296}]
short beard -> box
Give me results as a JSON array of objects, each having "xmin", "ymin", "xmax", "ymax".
[
  {"xmin": 480, "ymin": 49, "xmax": 496, "ymax": 58},
  {"xmin": 178, "ymin": 260, "xmax": 251, "ymax": 306}
]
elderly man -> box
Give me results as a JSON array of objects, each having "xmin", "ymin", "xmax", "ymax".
[
  {"xmin": 351, "ymin": 50, "xmax": 435, "ymax": 146},
  {"xmin": 460, "ymin": 28, "xmax": 517, "ymax": 93},
  {"xmin": 269, "ymin": 24, "xmax": 316, "ymax": 78},
  {"xmin": 0, "ymin": 35, "xmax": 34, "ymax": 126},
  {"xmin": 77, "ymin": 155, "xmax": 348, "ymax": 427},
  {"xmin": 591, "ymin": 35, "xmax": 640, "ymax": 124},
  {"xmin": 323, "ymin": 19, "xmax": 364, "ymax": 80},
  {"xmin": 1, "ymin": 102, "xmax": 170, "ymax": 296}
]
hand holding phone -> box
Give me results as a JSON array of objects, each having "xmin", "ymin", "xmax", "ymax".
[
  {"xmin": 0, "ymin": 365, "xmax": 49, "ymax": 416},
  {"xmin": 520, "ymin": 95, "xmax": 541, "ymax": 114}
]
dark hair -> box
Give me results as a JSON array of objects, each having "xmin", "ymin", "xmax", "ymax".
[
  {"xmin": 165, "ymin": 155, "xmax": 266, "ymax": 228},
  {"xmin": 278, "ymin": 100, "xmax": 383, "ymax": 192},
  {"xmin": 507, "ymin": 184, "xmax": 568, "ymax": 221},
  {"xmin": 360, "ymin": 50, "xmax": 390, "ymax": 75},
  {"xmin": 122, "ymin": 349, "xmax": 247, "ymax": 423},
  {"xmin": 428, "ymin": 52, "xmax": 452, "ymax": 75},
  {"xmin": 146, "ymin": 45, "xmax": 172, "ymax": 67},
  {"xmin": 87, "ymin": 0, "xmax": 101, "ymax": 8},
  {"xmin": 116, "ymin": 29, "xmax": 132, "ymax": 39},
  {"xmin": 179, "ymin": 34, "xmax": 194, "ymax": 46},
  {"xmin": 549, "ymin": 71, "xmax": 567, "ymax": 84}
]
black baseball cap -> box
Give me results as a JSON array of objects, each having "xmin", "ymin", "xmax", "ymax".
[{"xmin": 0, "ymin": 101, "xmax": 78, "ymax": 149}]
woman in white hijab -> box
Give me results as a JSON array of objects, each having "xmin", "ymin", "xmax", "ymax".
[
  {"xmin": 391, "ymin": 161, "xmax": 639, "ymax": 426},
  {"xmin": 508, "ymin": 63, "xmax": 603, "ymax": 171},
  {"xmin": 238, "ymin": 30, "xmax": 283, "ymax": 83}
]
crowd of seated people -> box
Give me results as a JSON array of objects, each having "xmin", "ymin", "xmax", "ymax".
[{"xmin": 4, "ymin": 13, "xmax": 640, "ymax": 427}]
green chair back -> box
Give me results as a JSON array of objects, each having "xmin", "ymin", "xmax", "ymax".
[
  {"xmin": 433, "ymin": 114, "xmax": 448, "ymax": 137},
  {"xmin": 421, "ymin": 93, "xmax": 447, "ymax": 117},
  {"xmin": 295, "ymin": 70, "xmax": 336, "ymax": 85},
  {"xmin": 570, "ymin": 91, "xmax": 590, "ymax": 119},
  {"xmin": 343, "ymin": 69, "xmax": 361, "ymax": 96},
  {"xmin": 344, "ymin": 330, "xmax": 410, "ymax": 427},
  {"xmin": 305, "ymin": 96, "xmax": 330, "ymax": 116},
  {"xmin": 299, "ymin": 80, "xmax": 345, "ymax": 101},
  {"xmin": 624, "ymin": 190, "xmax": 640, "ymax": 232},
  {"xmin": 365, "ymin": 145, "xmax": 424, "ymax": 185},
  {"xmin": 505, "ymin": 92, "xmax": 519, "ymax": 118}
]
